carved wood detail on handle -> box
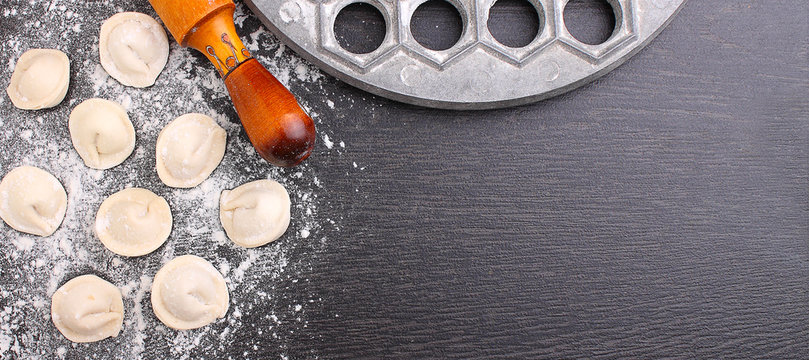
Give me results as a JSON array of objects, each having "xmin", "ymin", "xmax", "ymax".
[{"xmin": 148, "ymin": 0, "xmax": 316, "ymax": 167}]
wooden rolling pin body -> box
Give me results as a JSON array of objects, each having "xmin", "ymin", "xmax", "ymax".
[{"xmin": 148, "ymin": 0, "xmax": 315, "ymax": 167}]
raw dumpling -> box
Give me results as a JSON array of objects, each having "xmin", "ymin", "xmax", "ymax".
[
  {"xmin": 99, "ymin": 12, "xmax": 169, "ymax": 87},
  {"xmin": 151, "ymin": 255, "xmax": 229, "ymax": 330},
  {"xmin": 51, "ymin": 274, "xmax": 124, "ymax": 343},
  {"xmin": 0, "ymin": 166, "xmax": 67, "ymax": 236},
  {"xmin": 95, "ymin": 188, "xmax": 172, "ymax": 257},
  {"xmin": 6, "ymin": 49, "xmax": 70, "ymax": 110},
  {"xmin": 155, "ymin": 113, "xmax": 227, "ymax": 188},
  {"xmin": 219, "ymin": 179, "xmax": 290, "ymax": 248},
  {"xmin": 68, "ymin": 98, "xmax": 135, "ymax": 169}
]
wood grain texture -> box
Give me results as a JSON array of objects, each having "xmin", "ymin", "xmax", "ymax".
[
  {"xmin": 0, "ymin": 0, "xmax": 806, "ymax": 358},
  {"xmin": 298, "ymin": 0, "xmax": 809, "ymax": 358},
  {"xmin": 225, "ymin": 58, "xmax": 316, "ymax": 167},
  {"xmin": 148, "ymin": 0, "xmax": 233, "ymax": 45}
]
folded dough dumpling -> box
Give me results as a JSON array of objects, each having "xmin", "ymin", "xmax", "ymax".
[
  {"xmin": 151, "ymin": 255, "xmax": 229, "ymax": 330},
  {"xmin": 69, "ymin": 98, "xmax": 136, "ymax": 169},
  {"xmin": 219, "ymin": 179, "xmax": 291, "ymax": 248},
  {"xmin": 156, "ymin": 113, "xmax": 227, "ymax": 188},
  {"xmin": 95, "ymin": 188, "xmax": 172, "ymax": 257},
  {"xmin": 0, "ymin": 166, "xmax": 67, "ymax": 236},
  {"xmin": 6, "ymin": 49, "xmax": 70, "ymax": 110},
  {"xmin": 51, "ymin": 274, "xmax": 124, "ymax": 343},
  {"xmin": 99, "ymin": 12, "xmax": 169, "ymax": 87}
]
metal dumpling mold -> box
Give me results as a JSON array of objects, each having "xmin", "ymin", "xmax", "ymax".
[{"xmin": 246, "ymin": 0, "xmax": 688, "ymax": 109}]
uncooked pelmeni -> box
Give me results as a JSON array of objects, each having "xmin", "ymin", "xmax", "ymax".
[
  {"xmin": 219, "ymin": 179, "xmax": 291, "ymax": 248},
  {"xmin": 99, "ymin": 12, "xmax": 169, "ymax": 87},
  {"xmin": 69, "ymin": 98, "xmax": 136, "ymax": 169},
  {"xmin": 155, "ymin": 113, "xmax": 227, "ymax": 188},
  {"xmin": 6, "ymin": 49, "xmax": 70, "ymax": 110},
  {"xmin": 151, "ymin": 255, "xmax": 229, "ymax": 330},
  {"xmin": 51, "ymin": 274, "xmax": 124, "ymax": 343},
  {"xmin": 95, "ymin": 188, "xmax": 172, "ymax": 257},
  {"xmin": 0, "ymin": 166, "xmax": 67, "ymax": 237}
]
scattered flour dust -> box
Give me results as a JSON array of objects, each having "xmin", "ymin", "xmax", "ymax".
[
  {"xmin": 322, "ymin": 134, "xmax": 334, "ymax": 149},
  {"xmin": 0, "ymin": 0, "xmax": 335, "ymax": 358}
]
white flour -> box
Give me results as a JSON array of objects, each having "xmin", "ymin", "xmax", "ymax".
[{"xmin": 0, "ymin": 1, "xmax": 340, "ymax": 358}]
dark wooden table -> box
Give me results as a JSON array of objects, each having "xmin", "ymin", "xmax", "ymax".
[{"xmin": 0, "ymin": 0, "xmax": 806, "ymax": 358}]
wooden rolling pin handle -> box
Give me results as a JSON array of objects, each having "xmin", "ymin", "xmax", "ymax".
[
  {"xmin": 225, "ymin": 59, "xmax": 316, "ymax": 167},
  {"xmin": 148, "ymin": 0, "xmax": 315, "ymax": 167}
]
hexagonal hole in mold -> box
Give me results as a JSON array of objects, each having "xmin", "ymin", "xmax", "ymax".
[
  {"xmin": 563, "ymin": 0, "xmax": 616, "ymax": 45},
  {"xmin": 410, "ymin": 0, "xmax": 464, "ymax": 51},
  {"xmin": 333, "ymin": 2, "xmax": 388, "ymax": 54},
  {"xmin": 487, "ymin": 0, "xmax": 541, "ymax": 48}
]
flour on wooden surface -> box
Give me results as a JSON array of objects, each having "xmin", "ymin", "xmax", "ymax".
[{"xmin": 0, "ymin": 1, "xmax": 336, "ymax": 358}]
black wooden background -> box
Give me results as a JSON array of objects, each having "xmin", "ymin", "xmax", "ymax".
[
  {"xmin": 311, "ymin": 1, "xmax": 809, "ymax": 358},
  {"xmin": 2, "ymin": 0, "xmax": 808, "ymax": 358}
]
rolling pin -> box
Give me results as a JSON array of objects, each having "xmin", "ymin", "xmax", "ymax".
[{"xmin": 148, "ymin": 0, "xmax": 315, "ymax": 167}]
